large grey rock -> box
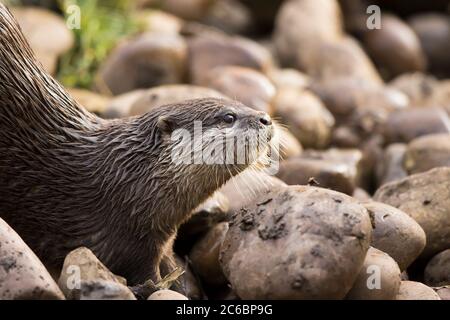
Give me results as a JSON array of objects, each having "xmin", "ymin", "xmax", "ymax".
[
  {"xmin": 363, "ymin": 201, "xmax": 426, "ymax": 270},
  {"xmin": 424, "ymin": 249, "xmax": 450, "ymax": 287},
  {"xmin": 98, "ymin": 32, "xmax": 187, "ymax": 95},
  {"xmin": 188, "ymin": 34, "xmax": 273, "ymax": 85},
  {"xmin": 220, "ymin": 186, "xmax": 372, "ymax": 299},
  {"xmin": 276, "ymin": 149, "xmax": 366, "ymax": 195},
  {"xmin": 0, "ymin": 218, "xmax": 65, "ymax": 300},
  {"xmin": 204, "ymin": 66, "xmax": 276, "ymax": 114},
  {"xmin": 346, "ymin": 247, "xmax": 401, "ymax": 300},
  {"xmin": 404, "ymin": 133, "xmax": 450, "ymax": 175},
  {"xmin": 148, "ymin": 289, "xmax": 188, "ymax": 300},
  {"xmin": 434, "ymin": 286, "xmax": 450, "ymax": 300},
  {"xmin": 374, "ymin": 167, "xmax": 450, "ymax": 258},
  {"xmin": 384, "ymin": 107, "xmax": 450, "ymax": 144},
  {"xmin": 189, "ymin": 222, "xmax": 229, "ymax": 287},
  {"xmin": 376, "ymin": 143, "xmax": 408, "ymax": 187},
  {"xmin": 128, "ymin": 85, "xmax": 226, "ymax": 116},
  {"xmin": 58, "ymin": 247, "xmax": 135, "ymax": 300},
  {"xmin": 12, "ymin": 7, "xmax": 74, "ymax": 75},
  {"xmin": 273, "ymin": 0, "xmax": 343, "ymax": 67},
  {"xmin": 219, "ymin": 170, "xmax": 287, "ymax": 214},
  {"xmin": 396, "ymin": 281, "xmax": 441, "ymax": 300},
  {"xmin": 273, "ymin": 88, "xmax": 335, "ymax": 149},
  {"xmin": 73, "ymin": 280, "xmax": 136, "ymax": 300}
]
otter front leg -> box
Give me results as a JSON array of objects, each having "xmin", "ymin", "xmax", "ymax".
[{"xmin": 158, "ymin": 234, "xmax": 177, "ymax": 279}]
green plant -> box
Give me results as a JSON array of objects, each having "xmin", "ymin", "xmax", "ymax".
[
  {"xmin": 3, "ymin": 0, "xmax": 22, "ymax": 6},
  {"xmin": 57, "ymin": 0, "xmax": 141, "ymax": 89}
]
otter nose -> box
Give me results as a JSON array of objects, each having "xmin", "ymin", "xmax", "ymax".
[{"xmin": 259, "ymin": 114, "xmax": 272, "ymax": 126}]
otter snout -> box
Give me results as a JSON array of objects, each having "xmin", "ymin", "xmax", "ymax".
[
  {"xmin": 241, "ymin": 111, "xmax": 273, "ymax": 130},
  {"xmin": 259, "ymin": 113, "xmax": 272, "ymax": 126}
]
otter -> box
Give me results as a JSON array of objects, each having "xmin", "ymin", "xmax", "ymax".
[{"xmin": 0, "ymin": 3, "xmax": 274, "ymax": 287}]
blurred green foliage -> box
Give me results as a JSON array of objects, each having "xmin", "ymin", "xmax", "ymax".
[
  {"xmin": 57, "ymin": 0, "xmax": 142, "ymax": 89},
  {"xmin": 3, "ymin": 0, "xmax": 22, "ymax": 6}
]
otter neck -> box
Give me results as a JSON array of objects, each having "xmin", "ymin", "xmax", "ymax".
[
  {"xmin": 98, "ymin": 132, "xmax": 233, "ymax": 235},
  {"xmin": 70, "ymin": 120, "xmax": 234, "ymax": 251}
]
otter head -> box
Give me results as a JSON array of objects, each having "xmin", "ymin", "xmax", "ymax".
[
  {"xmin": 144, "ymin": 98, "xmax": 276, "ymax": 194},
  {"xmin": 149, "ymin": 98, "xmax": 277, "ymax": 189}
]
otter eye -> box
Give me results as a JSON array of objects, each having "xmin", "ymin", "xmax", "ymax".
[{"xmin": 222, "ymin": 113, "xmax": 236, "ymax": 124}]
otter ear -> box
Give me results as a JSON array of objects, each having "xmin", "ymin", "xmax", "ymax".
[{"xmin": 157, "ymin": 115, "xmax": 177, "ymax": 135}]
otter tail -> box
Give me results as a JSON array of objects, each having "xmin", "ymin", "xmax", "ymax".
[{"xmin": 0, "ymin": 3, "xmax": 100, "ymax": 135}]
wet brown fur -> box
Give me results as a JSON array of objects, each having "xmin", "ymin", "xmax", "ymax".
[{"xmin": 0, "ymin": 4, "xmax": 272, "ymax": 285}]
